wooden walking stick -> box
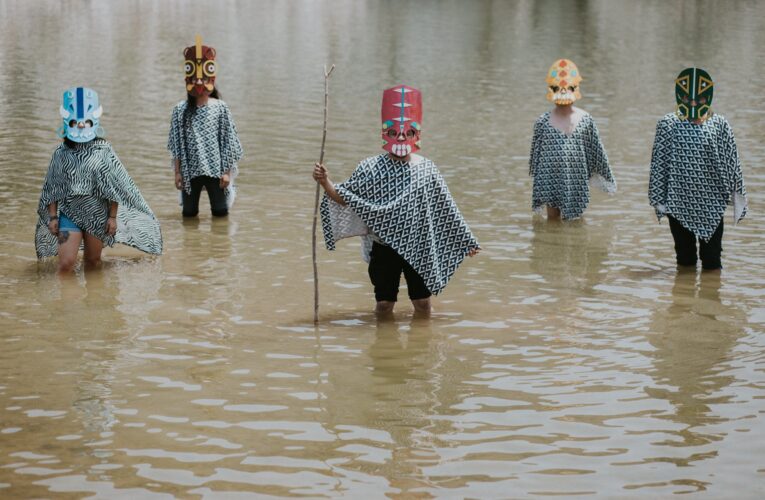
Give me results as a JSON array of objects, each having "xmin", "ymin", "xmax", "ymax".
[{"xmin": 312, "ymin": 64, "xmax": 335, "ymax": 325}]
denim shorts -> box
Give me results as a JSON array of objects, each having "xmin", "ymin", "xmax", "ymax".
[{"xmin": 59, "ymin": 213, "xmax": 82, "ymax": 232}]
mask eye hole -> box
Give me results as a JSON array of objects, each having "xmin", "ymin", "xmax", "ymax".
[
  {"xmin": 203, "ymin": 61, "xmax": 216, "ymax": 77},
  {"xmin": 85, "ymin": 120, "xmax": 93, "ymax": 127},
  {"xmin": 550, "ymin": 86, "xmax": 559, "ymax": 93},
  {"xmin": 184, "ymin": 61, "xmax": 196, "ymax": 77},
  {"xmin": 68, "ymin": 119, "xmax": 77, "ymax": 127},
  {"xmin": 681, "ymin": 95, "xmax": 689, "ymax": 103},
  {"xmin": 405, "ymin": 129, "xmax": 417, "ymax": 139},
  {"xmin": 568, "ymin": 86, "xmax": 576, "ymax": 92},
  {"xmin": 386, "ymin": 129, "xmax": 398, "ymax": 138}
]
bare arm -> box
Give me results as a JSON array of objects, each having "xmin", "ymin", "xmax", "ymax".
[
  {"xmin": 47, "ymin": 202, "xmax": 59, "ymax": 235},
  {"xmin": 173, "ymin": 158, "xmax": 182, "ymax": 190},
  {"xmin": 312, "ymin": 163, "xmax": 346, "ymax": 206}
]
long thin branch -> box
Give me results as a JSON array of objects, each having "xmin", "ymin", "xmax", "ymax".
[{"xmin": 312, "ymin": 64, "xmax": 335, "ymax": 325}]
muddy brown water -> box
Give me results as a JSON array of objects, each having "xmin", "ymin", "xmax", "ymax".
[{"xmin": 1, "ymin": 0, "xmax": 764, "ymax": 497}]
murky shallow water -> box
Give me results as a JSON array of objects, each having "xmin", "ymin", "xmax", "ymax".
[{"xmin": 1, "ymin": 0, "xmax": 765, "ymax": 497}]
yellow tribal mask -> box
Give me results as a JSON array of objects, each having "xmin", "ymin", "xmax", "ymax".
[{"xmin": 545, "ymin": 59, "xmax": 582, "ymax": 105}]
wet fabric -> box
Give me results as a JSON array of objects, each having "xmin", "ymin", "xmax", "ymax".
[
  {"xmin": 35, "ymin": 139, "xmax": 163, "ymax": 258},
  {"xmin": 320, "ymin": 153, "xmax": 479, "ymax": 295},
  {"xmin": 529, "ymin": 111, "xmax": 615, "ymax": 220},
  {"xmin": 167, "ymin": 99, "xmax": 243, "ymax": 208},
  {"xmin": 649, "ymin": 113, "xmax": 747, "ymax": 241}
]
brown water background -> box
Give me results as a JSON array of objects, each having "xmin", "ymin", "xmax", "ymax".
[{"xmin": 1, "ymin": 0, "xmax": 764, "ymax": 497}]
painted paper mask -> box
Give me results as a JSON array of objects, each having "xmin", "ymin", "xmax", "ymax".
[
  {"xmin": 381, "ymin": 85, "xmax": 422, "ymax": 157},
  {"xmin": 545, "ymin": 59, "xmax": 582, "ymax": 105},
  {"xmin": 675, "ymin": 68, "xmax": 713, "ymax": 121},
  {"xmin": 184, "ymin": 35, "xmax": 216, "ymax": 96},
  {"xmin": 58, "ymin": 87, "xmax": 103, "ymax": 143}
]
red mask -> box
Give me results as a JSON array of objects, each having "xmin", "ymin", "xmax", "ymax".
[
  {"xmin": 381, "ymin": 85, "xmax": 422, "ymax": 157},
  {"xmin": 184, "ymin": 35, "xmax": 216, "ymax": 97}
]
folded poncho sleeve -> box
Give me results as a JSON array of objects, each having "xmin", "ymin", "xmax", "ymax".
[
  {"xmin": 717, "ymin": 119, "xmax": 747, "ymax": 223},
  {"xmin": 529, "ymin": 119, "xmax": 543, "ymax": 177},
  {"xmin": 585, "ymin": 118, "xmax": 616, "ymax": 193},
  {"xmin": 218, "ymin": 104, "xmax": 243, "ymax": 175},
  {"xmin": 648, "ymin": 118, "xmax": 671, "ymax": 218}
]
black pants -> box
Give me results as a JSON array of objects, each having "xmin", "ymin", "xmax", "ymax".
[
  {"xmin": 182, "ymin": 176, "xmax": 228, "ymax": 217},
  {"xmin": 368, "ymin": 242, "xmax": 431, "ymax": 302},
  {"xmin": 668, "ymin": 215, "xmax": 723, "ymax": 270}
]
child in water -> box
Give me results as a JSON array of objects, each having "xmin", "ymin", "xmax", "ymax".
[
  {"xmin": 529, "ymin": 59, "xmax": 616, "ymax": 220},
  {"xmin": 314, "ymin": 85, "xmax": 479, "ymax": 315},
  {"xmin": 36, "ymin": 87, "xmax": 162, "ymax": 272},
  {"xmin": 168, "ymin": 35, "xmax": 243, "ymax": 218},
  {"xmin": 648, "ymin": 67, "xmax": 747, "ymax": 270}
]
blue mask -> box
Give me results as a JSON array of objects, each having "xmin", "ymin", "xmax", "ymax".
[{"xmin": 58, "ymin": 87, "xmax": 104, "ymax": 142}]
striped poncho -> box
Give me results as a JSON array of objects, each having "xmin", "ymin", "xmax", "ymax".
[{"xmin": 35, "ymin": 139, "xmax": 163, "ymax": 258}]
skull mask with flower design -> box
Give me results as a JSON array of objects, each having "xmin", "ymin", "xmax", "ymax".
[
  {"xmin": 58, "ymin": 87, "xmax": 103, "ymax": 143},
  {"xmin": 545, "ymin": 59, "xmax": 582, "ymax": 106},
  {"xmin": 675, "ymin": 67, "xmax": 713, "ymax": 122},
  {"xmin": 184, "ymin": 35, "xmax": 217, "ymax": 97},
  {"xmin": 381, "ymin": 85, "xmax": 422, "ymax": 158}
]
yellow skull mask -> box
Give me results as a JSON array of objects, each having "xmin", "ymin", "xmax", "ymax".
[{"xmin": 545, "ymin": 59, "xmax": 582, "ymax": 105}]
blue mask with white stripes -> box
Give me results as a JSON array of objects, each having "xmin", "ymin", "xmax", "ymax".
[{"xmin": 58, "ymin": 87, "xmax": 104, "ymax": 142}]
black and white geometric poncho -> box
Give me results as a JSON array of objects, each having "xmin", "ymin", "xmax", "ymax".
[
  {"xmin": 35, "ymin": 139, "xmax": 163, "ymax": 258},
  {"xmin": 320, "ymin": 153, "xmax": 480, "ymax": 295},
  {"xmin": 649, "ymin": 113, "xmax": 747, "ymax": 241},
  {"xmin": 529, "ymin": 112, "xmax": 616, "ymax": 220},
  {"xmin": 167, "ymin": 99, "xmax": 243, "ymax": 207}
]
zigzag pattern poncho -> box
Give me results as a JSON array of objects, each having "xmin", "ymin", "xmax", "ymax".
[{"xmin": 35, "ymin": 139, "xmax": 163, "ymax": 258}]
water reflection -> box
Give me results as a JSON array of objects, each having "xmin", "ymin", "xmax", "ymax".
[{"xmin": 646, "ymin": 270, "xmax": 743, "ymax": 456}]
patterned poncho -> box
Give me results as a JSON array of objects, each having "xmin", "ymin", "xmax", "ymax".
[
  {"xmin": 35, "ymin": 139, "xmax": 162, "ymax": 258},
  {"xmin": 320, "ymin": 153, "xmax": 479, "ymax": 295},
  {"xmin": 649, "ymin": 113, "xmax": 747, "ymax": 241},
  {"xmin": 529, "ymin": 111, "xmax": 616, "ymax": 220},
  {"xmin": 167, "ymin": 99, "xmax": 243, "ymax": 207}
]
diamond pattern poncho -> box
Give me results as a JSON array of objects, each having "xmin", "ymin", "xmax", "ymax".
[
  {"xmin": 648, "ymin": 113, "xmax": 747, "ymax": 241},
  {"xmin": 35, "ymin": 140, "xmax": 163, "ymax": 258},
  {"xmin": 529, "ymin": 112, "xmax": 616, "ymax": 220},
  {"xmin": 167, "ymin": 99, "xmax": 243, "ymax": 207},
  {"xmin": 320, "ymin": 154, "xmax": 479, "ymax": 295}
]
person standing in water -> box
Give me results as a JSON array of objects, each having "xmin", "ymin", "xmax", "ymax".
[
  {"xmin": 529, "ymin": 59, "xmax": 616, "ymax": 220},
  {"xmin": 168, "ymin": 35, "xmax": 243, "ymax": 218},
  {"xmin": 36, "ymin": 87, "xmax": 162, "ymax": 272},
  {"xmin": 313, "ymin": 85, "xmax": 480, "ymax": 316},
  {"xmin": 648, "ymin": 68, "xmax": 747, "ymax": 271}
]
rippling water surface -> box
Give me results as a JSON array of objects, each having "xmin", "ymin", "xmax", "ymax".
[{"xmin": 1, "ymin": 0, "xmax": 764, "ymax": 497}]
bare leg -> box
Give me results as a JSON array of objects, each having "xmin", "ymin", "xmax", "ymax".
[
  {"xmin": 411, "ymin": 298, "xmax": 432, "ymax": 317},
  {"xmin": 375, "ymin": 300, "xmax": 395, "ymax": 316},
  {"xmin": 546, "ymin": 206, "xmax": 561, "ymax": 219},
  {"xmin": 57, "ymin": 230, "xmax": 83, "ymax": 273},
  {"xmin": 82, "ymin": 232, "xmax": 104, "ymax": 269}
]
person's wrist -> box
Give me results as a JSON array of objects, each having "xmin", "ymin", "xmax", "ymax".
[{"xmin": 49, "ymin": 215, "xmax": 58, "ymax": 220}]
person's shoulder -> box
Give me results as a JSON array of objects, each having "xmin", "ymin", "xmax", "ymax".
[
  {"xmin": 173, "ymin": 100, "xmax": 188, "ymax": 112},
  {"xmin": 657, "ymin": 113, "xmax": 678, "ymax": 129},
  {"xmin": 209, "ymin": 98, "xmax": 229, "ymax": 109},
  {"xmin": 359, "ymin": 153, "xmax": 386, "ymax": 167},
  {"xmin": 708, "ymin": 112, "xmax": 729, "ymax": 126},
  {"xmin": 534, "ymin": 111, "xmax": 551, "ymax": 125}
]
